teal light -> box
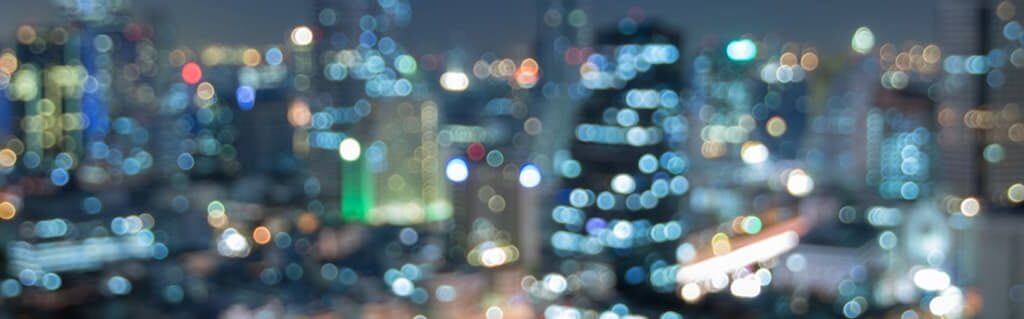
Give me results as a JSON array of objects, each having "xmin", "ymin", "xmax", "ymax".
[{"xmin": 726, "ymin": 39, "xmax": 757, "ymax": 62}]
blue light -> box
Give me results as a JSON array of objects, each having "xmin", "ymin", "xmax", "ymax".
[
  {"xmin": 265, "ymin": 47, "xmax": 283, "ymax": 66},
  {"xmin": 50, "ymin": 168, "xmax": 70, "ymax": 186},
  {"xmin": 726, "ymin": 39, "xmax": 757, "ymax": 62},
  {"xmin": 236, "ymin": 85, "xmax": 255, "ymax": 110}
]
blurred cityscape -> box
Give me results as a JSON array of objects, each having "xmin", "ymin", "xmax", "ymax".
[{"xmin": 0, "ymin": 0, "xmax": 1023, "ymax": 318}]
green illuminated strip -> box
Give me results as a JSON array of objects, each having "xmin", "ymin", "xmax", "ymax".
[{"xmin": 341, "ymin": 155, "xmax": 374, "ymax": 223}]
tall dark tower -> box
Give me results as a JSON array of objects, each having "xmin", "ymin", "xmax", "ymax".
[{"xmin": 545, "ymin": 19, "xmax": 688, "ymax": 312}]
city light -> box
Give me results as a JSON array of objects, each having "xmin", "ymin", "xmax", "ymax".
[
  {"xmin": 726, "ymin": 39, "xmax": 757, "ymax": 62},
  {"xmin": 851, "ymin": 26, "xmax": 875, "ymax": 54},
  {"xmin": 181, "ymin": 62, "xmax": 202, "ymax": 85},
  {"xmin": 740, "ymin": 141, "xmax": 769, "ymax": 164},
  {"xmin": 440, "ymin": 71, "xmax": 470, "ymax": 91},
  {"xmin": 785, "ymin": 169, "xmax": 814, "ymax": 197},
  {"xmin": 290, "ymin": 26, "xmax": 314, "ymax": 46},
  {"xmin": 0, "ymin": 1, "xmax": 1018, "ymax": 318},
  {"xmin": 339, "ymin": 138, "xmax": 361, "ymax": 161},
  {"xmin": 445, "ymin": 158, "xmax": 469, "ymax": 182},
  {"xmin": 519, "ymin": 163, "xmax": 542, "ymax": 188}
]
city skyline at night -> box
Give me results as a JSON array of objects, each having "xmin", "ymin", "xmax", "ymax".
[{"xmin": 0, "ymin": 0, "xmax": 1022, "ymax": 318}]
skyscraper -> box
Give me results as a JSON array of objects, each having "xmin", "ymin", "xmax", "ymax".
[{"xmin": 545, "ymin": 18, "xmax": 687, "ymax": 311}]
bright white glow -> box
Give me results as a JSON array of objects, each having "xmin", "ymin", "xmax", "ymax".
[
  {"xmin": 851, "ymin": 27, "xmax": 875, "ymax": 54},
  {"xmin": 543, "ymin": 274, "xmax": 568, "ymax": 294},
  {"xmin": 217, "ymin": 228, "xmax": 250, "ymax": 258},
  {"xmin": 445, "ymin": 158, "xmax": 469, "ymax": 182},
  {"xmin": 681, "ymin": 282, "xmax": 702, "ymax": 303},
  {"xmin": 611, "ymin": 174, "xmax": 636, "ymax": 194},
  {"xmin": 480, "ymin": 247, "xmax": 508, "ymax": 268},
  {"xmin": 741, "ymin": 141, "xmax": 769, "ymax": 164},
  {"xmin": 440, "ymin": 71, "xmax": 470, "ymax": 91},
  {"xmin": 960, "ymin": 197, "xmax": 980, "ymax": 217},
  {"xmin": 392, "ymin": 277, "xmax": 413, "ymax": 296},
  {"xmin": 913, "ymin": 268, "xmax": 951, "ymax": 291},
  {"xmin": 928, "ymin": 287, "xmax": 963, "ymax": 316},
  {"xmin": 519, "ymin": 164, "xmax": 542, "ymax": 188},
  {"xmin": 339, "ymin": 138, "xmax": 361, "ymax": 161},
  {"xmin": 786, "ymin": 169, "xmax": 814, "ymax": 197},
  {"xmin": 726, "ymin": 39, "xmax": 757, "ymax": 62},
  {"xmin": 485, "ymin": 306, "xmax": 504, "ymax": 319},
  {"xmin": 612, "ymin": 221, "xmax": 633, "ymax": 239},
  {"xmin": 677, "ymin": 231, "xmax": 800, "ymax": 283},
  {"xmin": 290, "ymin": 26, "xmax": 314, "ymax": 46},
  {"xmin": 730, "ymin": 275, "xmax": 762, "ymax": 298}
]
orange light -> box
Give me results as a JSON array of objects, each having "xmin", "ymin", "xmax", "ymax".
[
  {"xmin": 0, "ymin": 201, "xmax": 16, "ymax": 220},
  {"xmin": 297, "ymin": 212, "xmax": 319, "ymax": 234},
  {"xmin": 252, "ymin": 226, "xmax": 272, "ymax": 245}
]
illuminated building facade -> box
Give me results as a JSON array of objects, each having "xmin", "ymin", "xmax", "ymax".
[{"xmin": 544, "ymin": 19, "xmax": 688, "ymax": 311}]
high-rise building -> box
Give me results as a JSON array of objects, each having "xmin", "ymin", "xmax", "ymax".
[{"xmin": 545, "ymin": 18, "xmax": 687, "ymax": 310}]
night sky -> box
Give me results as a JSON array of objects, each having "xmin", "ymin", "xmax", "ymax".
[{"xmin": 1, "ymin": 0, "xmax": 935, "ymax": 57}]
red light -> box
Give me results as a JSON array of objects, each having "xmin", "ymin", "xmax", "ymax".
[
  {"xmin": 181, "ymin": 62, "xmax": 202, "ymax": 85},
  {"xmin": 467, "ymin": 143, "xmax": 485, "ymax": 161}
]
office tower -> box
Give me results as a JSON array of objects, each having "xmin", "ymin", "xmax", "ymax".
[
  {"xmin": 545, "ymin": 19, "xmax": 687, "ymax": 310},
  {"xmin": 937, "ymin": 0, "xmax": 985, "ymax": 199}
]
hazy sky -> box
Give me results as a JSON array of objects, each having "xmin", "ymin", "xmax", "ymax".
[{"xmin": 0, "ymin": 0, "xmax": 935, "ymax": 56}]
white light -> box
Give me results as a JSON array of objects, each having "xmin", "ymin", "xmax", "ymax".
[
  {"xmin": 480, "ymin": 247, "xmax": 508, "ymax": 267},
  {"xmin": 290, "ymin": 26, "xmax": 314, "ymax": 46},
  {"xmin": 611, "ymin": 174, "xmax": 636, "ymax": 194},
  {"xmin": 913, "ymin": 268, "xmax": 951, "ymax": 291},
  {"xmin": 681, "ymin": 282, "xmax": 702, "ymax": 303},
  {"xmin": 543, "ymin": 274, "xmax": 568, "ymax": 294},
  {"xmin": 612, "ymin": 221, "xmax": 633, "ymax": 239},
  {"xmin": 730, "ymin": 275, "xmax": 762, "ymax": 298},
  {"xmin": 392, "ymin": 277, "xmax": 413, "ymax": 296},
  {"xmin": 726, "ymin": 39, "xmax": 758, "ymax": 62},
  {"xmin": 339, "ymin": 138, "xmax": 361, "ymax": 161},
  {"xmin": 217, "ymin": 228, "xmax": 250, "ymax": 258},
  {"xmin": 929, "ymin": 287, "xmax": 963, "ymax": 316},
  {"xmin": 741, "ymin": 141, "xmax": 769, "ymax": 164},
  {"xmin": 440, "ymin": 71, "xmax": 469, "ymax": 91},
  {"xmin": 786, "ymin": 169, "xmax": 814, "ymax": 197},
  {"xmin": 485, "ymin": 306, "xmax": 504, "ymax": 319},
  {"xmin": 519, "ymin": 164, "xmax": 542, "ymax": 188},
  {"xmin": 677, "ymin": 231, "xmax": 800, "ymax": 283},
  {"xmin": 445, "ymin": 158, "xmax": 469, "ymax": 182},
  {"xmin": 851, "ymin": 27, "xmax": 875, "ymax": 54}
]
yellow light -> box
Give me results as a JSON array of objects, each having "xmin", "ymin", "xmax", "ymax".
[
  {"xmin": 766, "ymin": 116, "xmax": 787, "ymax": 137},
  {"xmin": 711, "ymin": 232, "xmax": 731, "ymax": 255},
  {"xmin": 681, "ymin": 282, "xmax": 702, "ymax": 303},
  {"xmin": 242, "ymin": 48, "xmax": 262, "ymax": 66},
  {"xmin": 0, "ymin": 52, "xmax": 18, "ymax": 75},
  {"xmin": 196, "ymin": 82, "xmax": 215, "ymax": 100},
  {"xmin": 440, "ymin": 71, "xmax": 469, "ymax": 91},
  {"xmin": 0, "ymin": 201, "xmax": 16, "ymax": 220},
  {"xmin": 339, "ymin": 137, "xmax": 361, "ymax": 161},
  {"xmin": 290, "ymin": 26, "xmax": 314, "ymax": 46},
  {"xmin": 0, "ymin": 148, "xmax": 17, "ymax": 168},
  {"xmin": 1009, "ymin": 183, "xmax": 1024, "ymax": 203}
]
